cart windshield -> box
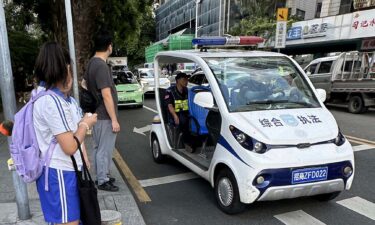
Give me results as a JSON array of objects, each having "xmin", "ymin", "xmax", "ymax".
[{"xmin": 204, "ymin": 57, "xmax": 321, "ymax": 112}]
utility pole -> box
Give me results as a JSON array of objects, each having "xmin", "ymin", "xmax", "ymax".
[
  {"xmin": 227, "ymin": 0, "xmax": 231, "ymax": 33},
  {"xmin": 64, "ymin": 0, "xmax": 79, "ymax": 103},
  {"xmin": 0, "ymin": 1, "xmax": 31, "ymax": 220},
  {"xmin": 223, "ymin": 0, "xmax": 226, "ymax": 35},
  {"xmin": 219, "ymin": 0, "xmax": 222, "ymax": 36},
  {"xmin": 195, "ymin": 0, "xmax": 201, "ymax": 50}
]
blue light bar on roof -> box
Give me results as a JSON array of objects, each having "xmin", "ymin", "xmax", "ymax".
[
  {"xmin": 192, "ymin": 36, "xmax": 264, "ymax": 46},
  {"xmin": 192, "ymin": 37, "xmax": 227, "ymax": 46}
]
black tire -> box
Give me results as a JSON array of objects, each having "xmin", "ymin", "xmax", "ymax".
[
  {"xmin": 313, "ymin": 191, "xmax": 341, "ymax": 201},
  {"xmin": 151, "ymin": 135, "xmax": 165, "ymax": 163},
  {"xmin": 214, "ymin": 169, "xmax": 246, "ymax": 214},
  {"xmin": 348, "ymin": 96, "xmax": 364, "ymax": 114},
  {"xmin": 136, "ymin": 104, "xmax": 143, "ymax": 108}
]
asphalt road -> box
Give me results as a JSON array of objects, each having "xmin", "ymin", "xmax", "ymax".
[{"xmin": 115, "ymin": 97, "xmax": 375, "ymax": 225}]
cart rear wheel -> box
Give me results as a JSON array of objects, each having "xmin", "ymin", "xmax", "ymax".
[{"xmin": 151, "ymin": 135, "xmax": 165, "ymax": 163}]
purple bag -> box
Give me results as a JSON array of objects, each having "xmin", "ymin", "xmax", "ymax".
[{"xmin": 10, "ymin": 89, "xmax": 57, "ymax": 190}]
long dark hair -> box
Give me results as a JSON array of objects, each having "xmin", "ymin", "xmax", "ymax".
[{"xmin": 34, "ymin": 42, "xmax": 71, "ymax": 89}]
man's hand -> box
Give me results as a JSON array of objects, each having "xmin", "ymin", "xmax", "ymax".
[
  {"xmin": 173, "ymin": 115, "xmax": 179, "ymax": 125},
  {"xmin": 85, "ymin": 158, "xmax": 91, "ymax": 170},
  {"xmin": 112, "ymin": 120, "xmax": 120, "ymax": 133}
]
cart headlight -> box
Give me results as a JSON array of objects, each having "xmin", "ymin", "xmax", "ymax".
[
  {"xmin": 236, "ymin": 133, "xmax": 246, "ymax": 144},
  {"xmin": 334, "ymin": 132, "xmax": 346, "ymax": 146},
  {"xmin": 137, "ymin": 87, "xmax": 143, "ymax": 92},
  {"xmin": 254, "ymin": 141, "xmax": 266, "ymax": 153},
  {"xmin": 229, "ymin": 125, "xmax": 267, "ymax": 153}
]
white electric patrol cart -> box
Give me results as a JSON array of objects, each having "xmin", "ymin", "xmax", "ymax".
[{"xmin": 150, "ymin": 36, "xmax": 355, "ymax": 214}]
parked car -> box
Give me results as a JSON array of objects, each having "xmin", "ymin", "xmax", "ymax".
[
  {"xmin": 114, "ymin": 71, "xmax": 143, "ymax": 107},
  {"xmin": 138, "ymin": 68, "xmax": 170, "ymax": 93}
]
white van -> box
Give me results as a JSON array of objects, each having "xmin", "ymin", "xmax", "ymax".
[{"xmin": 150, "ymin": 42, "xmax": 354, "ymax": 214}]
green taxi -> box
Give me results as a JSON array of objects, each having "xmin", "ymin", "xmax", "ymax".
[{"xmin": 114, "ymin": 71, "xmax": 144, "ymax": 107}]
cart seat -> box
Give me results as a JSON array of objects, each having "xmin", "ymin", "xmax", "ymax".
[{"xmin": 188, "ymin": 86, "xmax": 210, "ymax": 135}]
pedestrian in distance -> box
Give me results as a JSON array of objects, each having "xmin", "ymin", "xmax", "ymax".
[
  {"xmin": 84, "ymin": 31, "xmax": 120, "ymax": 192},
  {"xmin": 33, "ymin": 42, "xmax": 97, "ymax": 225}
]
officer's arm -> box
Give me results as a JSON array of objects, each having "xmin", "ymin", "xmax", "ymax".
[{"xmin": 168, "ymin": 104, "xmax": 178, "ymax": 119}]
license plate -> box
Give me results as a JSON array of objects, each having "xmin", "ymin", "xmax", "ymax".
[
  {"xmin": 119, "ymin": 97, "xmax": 130, "ymax": 101},
  {"xmin": 292, "ymin": 167, "xmax": 328, "ymax": 184}
]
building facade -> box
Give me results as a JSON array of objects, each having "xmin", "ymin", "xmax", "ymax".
[
  {"xmin": 153, "ymin": 0, "xmax": 358, "ymax": 41},
  {"xmin": 154, "ymin": 0, "xmax": 291, "ymax": 41},
  {"xmin": 284, "ymin": 0, "xmax": 375, "ymax": 55},
  {"xmin": 154, "ymin": 0, "xmax": 375, "ymax": 53}
]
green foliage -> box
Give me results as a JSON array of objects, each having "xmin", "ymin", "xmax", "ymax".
[
  {"xmin": 229, "ymin": 1, "xmax": 301, "ymax": 46},
  {"xmin": 4, "ymin": 2, "xmax": 43, "ymax": 87},
  {"xmin": 9, "ymin": 0, "xmax": 156, "ymax": 74},
  {"xmin": 99, "ymin": 0, "xmax": 155, "ymax": 69}
]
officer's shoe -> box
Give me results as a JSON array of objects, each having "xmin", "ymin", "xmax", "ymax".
[{"xmin": 184, "ymin": 143, "xmax": 195, "ymax": 153}]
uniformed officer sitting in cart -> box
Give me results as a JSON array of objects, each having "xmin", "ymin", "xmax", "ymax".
[{"xmin": 164, "ymin": 72, "xmax": 195, "ymax": 153}]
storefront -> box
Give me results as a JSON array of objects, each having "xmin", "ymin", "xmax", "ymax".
[{"xmin": 282, "ymin": 8, "xmax": 375, "ymax": 55}]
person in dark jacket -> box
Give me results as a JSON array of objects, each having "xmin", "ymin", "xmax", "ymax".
[{"xmin": 164, "ymin": 73, "xmax": 194, "ymax": 152}]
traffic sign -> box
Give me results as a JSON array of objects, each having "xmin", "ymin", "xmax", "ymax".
[{"xmin": 277, "ymin": 8, "xmax": 288, "ymax": 21}]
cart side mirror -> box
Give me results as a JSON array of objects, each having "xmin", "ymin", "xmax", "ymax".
[
  {"xmin": 316, "ymin": 89, "xmax": 326, "ymax": 102},
  {"xmin": 194, "ymin": 92, "xmax": 215, "ymax": 109}
]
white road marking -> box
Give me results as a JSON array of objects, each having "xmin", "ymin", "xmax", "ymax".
[
  {"xmin": 353, "ymin": 144, "xmax": 374, "ymax": 152},
  {"xmin": 143, "ymin": 105, "xmax": 158, "ymax": 113},
  {"xmin": 133, "ymin": 125, "xmax": 152, "ymax": 136},
  {"xmin": 337, "ymin": 197, "xmax": 375, "ymax": 220},
  {"xmin": 274, "ymin": 210, "xmax": 326, "ymax": 225},
  {"xmin": 139, "ymin": 172, "xmax": 199, "ymax": 187}
]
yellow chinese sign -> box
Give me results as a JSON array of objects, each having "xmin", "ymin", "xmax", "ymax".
[{"xmin": 277, "ymin": 8, "xmax": 288, "ymax": 21}]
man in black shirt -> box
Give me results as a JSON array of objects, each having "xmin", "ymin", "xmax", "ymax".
[
  {"xmin": 164, "ymin": 73, "xmax": 194, "ymax": 152},
  {"xmin": 85, "ymin": 31, "xmax": 119, "ymax": 192}
]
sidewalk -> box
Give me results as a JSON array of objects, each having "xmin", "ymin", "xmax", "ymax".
[{"xmin": 0, "ymin": 132, "xmax": 146, "ymax": 225}]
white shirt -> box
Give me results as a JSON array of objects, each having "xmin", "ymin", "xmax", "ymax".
[{"xmin": 33, "ymin": 86, "xmax": 83, "ymax": 171}]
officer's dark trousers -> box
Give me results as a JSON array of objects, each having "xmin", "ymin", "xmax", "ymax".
[{"xmin": 170, "ymin": 112, "xmax": 192, "ymax": 147}]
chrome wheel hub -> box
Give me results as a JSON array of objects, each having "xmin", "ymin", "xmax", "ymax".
[
  {"xmin": 218, "ymin": 177, "xmax": 234, "ymax": 207},
  {"xmin": 152, "ymin": 140, "xmax": 159, "ymax": 158}
]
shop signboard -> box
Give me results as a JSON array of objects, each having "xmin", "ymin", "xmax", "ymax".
[
  {"xmin": 287, "ymin": 26, "xmax": 302, "ymax": 40},
  {"xmin": 275, "ymin": 21, "xmax": 287, "ymax": 48},
  {"xmin": 361, "ymin": 38, "xmax": 375, "ymax": 50},
  {"xmin": 350, "ymin": 9, "xmax": 375, "ymax": 39},
  {"xmin": 286, "ymin": 19, "xmax": 332, "ymax": 41},
  {"xmin": 302, "ymin": 22, "xmax": 329, "ymax": 39}
]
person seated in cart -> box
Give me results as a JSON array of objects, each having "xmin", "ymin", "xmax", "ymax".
[{"xmin": 164, "ymin": 72, "xmax": 195, "ymax": 153}]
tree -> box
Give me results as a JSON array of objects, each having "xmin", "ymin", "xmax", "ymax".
[
  {"xmin": 12, "ymin": 0, "xmax": 153, "ymax": 78},
  {"xmin": 230, "ymin": 0, "xmax": 299, "ymax": 47},
  {"xmin": 4, "ymin": 2, "xmax": 42, "ymax": 89},
  {"xmin": 99, "ymin": 0, "xmax": 155, "ymax": 69}
]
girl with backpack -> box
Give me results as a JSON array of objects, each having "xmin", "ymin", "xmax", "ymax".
[{"xmin": 33, "ymin": 42, "xmax": 97, "ymax": 225}]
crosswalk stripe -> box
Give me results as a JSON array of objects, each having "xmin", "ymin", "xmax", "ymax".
[
  {"xmin": 337, "ymin": 197, "xmax": 375, "ymax": 220},
  {"xmin": 139, "ymin": 172, "xmax": 199, "ymax": 187},
  {"xmin": 352, "ymin": 144, "xmax": 374, "ymax": 152},
  {"xmin": 274, "ymin": 210, "xmax": 326, "ymax": 225}
]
